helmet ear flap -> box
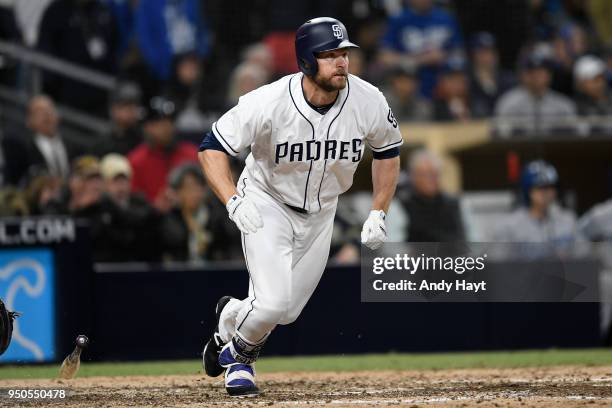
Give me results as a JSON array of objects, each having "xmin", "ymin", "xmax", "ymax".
[{"xmin": 299, "ymin": 57, "xmax": 317, "ymax": 77}]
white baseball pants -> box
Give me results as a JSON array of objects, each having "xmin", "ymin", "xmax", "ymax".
[{"xmin": 218, "ymin": 176, "xmax": 336, "ymax": 346}]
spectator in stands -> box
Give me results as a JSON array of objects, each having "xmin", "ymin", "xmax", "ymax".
[
  {"xmin": 97, "ymin": 153, "xmax": 162, "ymax": 262},
  {"xmin": 128, "ymin": 96, "xmax": 198, "ymax": 209},
  {"xmin": 242, "ymin": 43, "xmax": 274, "ymax": 81},
  {"xmin": 573, "ymin": 55, "xmax": 612, "ymax": 116},
  {"xmin": 100, "ymin": 153, "xmax": 133, "ymax": 207},
  {"xmin": 0, "ymin": 187, "xmax": 28, "ymax": 216},
  {"xmin": 495, "ymin": 54, "xmax": 576, "ymax": 121},
  {"xmin": 23, "ymin": 171, "xmax": 63, "ymax": 215},
  {"xmin": 551, "ymin": 23, "xmax": 593, "ymax": 95},
  {"xmin": 37, "ymin": 0, "xmax": 119, "ymax": 117},
  {"xmin": 468, "ymin": 32, "xmax": 516, "ymax": 118},
  {"xmin": 433, "ymin": 59, "xmax": 472, "ymax": 122},
  {"xmin": 164, "ymin": 52, "xmax": 213, "ymax": 141},
  {"xmin": 396, "ymin": 149, "xmax": 465, "ymax": 242},
  {"xmin": 134, "ymin": 0, "xmax": 210, "ymax": 83},
  {"xmin": 226, "ymin": 62, "xmax": 269, "ymax": 107},
  {"xmin": 379, "ymin": 0, "xmax": 463, "ymax": 98},
  {"xmin": 160, "ymin": 163, "xmax": 210, "ymax": 263},
  {"xmin": 382, "ymin": 63, "xmax": 432, "ymax": 122},
  {"xmin": 2, "ymin": 95, "xmax": 84, "ymax": 185},
  {"xmin": 555, "ymin": 23, "xmax": 591, "ymax": 64},
  {"xmin": 493, "ymin": 160, "xmax": 581, "ymax": 248},
  {"xmin": 95, "ymin": 82, "xmax": 144, "ymax": 157},
  {"xmin": 165, "ymin": 53, "xmax": 202, "ymax": 114},
  {"xmin": 43, "ymin": 155, "xmax": 104, "ymax": 214}
]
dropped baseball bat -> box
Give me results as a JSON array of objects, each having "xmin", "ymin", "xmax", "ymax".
[{"xmin": 59, "ymin": 335, "xmax": 89, "ymax": 379}]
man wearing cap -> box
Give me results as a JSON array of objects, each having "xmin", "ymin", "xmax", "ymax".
[
  {"xmin": 492, "ymin": 160, "xmax": 581, "ymax": 251},
  {"xmin": 95, "ymin": 82, "xmax": 145, "ymax": 157},
  {"xmin": 100, "ymin": 153, "xmax": 134, "ymax": 208},
  {"xmin": 383, "ymin": 63, "xmax": 432, "ymax": 122},
  {"xmin": 433, "ymin": 58, "xmax": 472, "ymax": 121},
  {"xmin": 96, "ymin": 153, "xmax": 162, "ymax": 262},
  {"xmin": 495, "ymin": 54, "xmax": 576, "ymax": 124},
  {"xmin": 574, "ymin": 55, "xmax": 612, "ymax": 117},
  {"xmin": 128, "ymin": 96, "xmax": 198, "ymax": 208},
  {"xmin": 468, "ymin": 32, "xmax": 516, "ymax": 118}
]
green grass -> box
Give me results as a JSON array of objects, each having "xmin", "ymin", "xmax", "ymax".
[{"xmin": 0, "ymin": 349, "xmax": 611, "ymax": 380}]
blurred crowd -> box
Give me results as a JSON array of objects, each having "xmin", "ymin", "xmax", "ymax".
[
  {"xmin": 0, "ymin": 93, "xmax": 243, "ymax": 264},
  {"xmin": 0, "ymin": 0, "xmax": 611, "ymax": 266},
  {"xmin": 0, "ymin": 0, "xmax": 611, "ymax": 123}
]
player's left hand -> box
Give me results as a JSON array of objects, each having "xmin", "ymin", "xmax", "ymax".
[{"xmin": 361, "ymin": 210, "xmax": 387, "ymax": 250}]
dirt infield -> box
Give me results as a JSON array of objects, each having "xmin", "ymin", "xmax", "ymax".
[{"xmin": 1, "ymin": 366, "xmax": 611, "ymax": 407}]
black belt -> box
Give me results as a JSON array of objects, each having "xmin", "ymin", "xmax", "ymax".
[{"xmin": 285, "ymin": 204, "xmax": 309, "ymax": 214}]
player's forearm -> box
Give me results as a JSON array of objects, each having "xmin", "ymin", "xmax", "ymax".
[
  {"xmin": 198, "ymin": 150, "xmax": 238, "ymax": 204},
  {"xmin": 371, "ymin": 156, "xmax": 400, "ymax": 213}
]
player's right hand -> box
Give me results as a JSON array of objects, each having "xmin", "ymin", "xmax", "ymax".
[{"xmin": 226, "ymin": 194, "xmax": 263, "ymax": 234}]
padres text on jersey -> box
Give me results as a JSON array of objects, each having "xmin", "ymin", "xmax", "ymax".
[{"xmin": 212, "ymin": 73, "xmax": 403, "ymax": 213}]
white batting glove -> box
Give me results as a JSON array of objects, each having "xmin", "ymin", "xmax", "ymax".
[
  {"xmin": 361, "ymin": 210, "xmax": 387, "ymax": 250},
  {"xmin": 226, "ymin": 194, "xmax": 263, "ymax": 234}
]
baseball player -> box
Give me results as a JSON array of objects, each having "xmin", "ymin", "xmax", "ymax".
[{"xmin": 198, "ymin": 17, "xmax": 402, "ymax": 397}]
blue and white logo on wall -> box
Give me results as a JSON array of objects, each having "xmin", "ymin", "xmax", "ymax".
[{"xmin": 0, "ymin": 249, "xmax": 55, "ymax": 362}]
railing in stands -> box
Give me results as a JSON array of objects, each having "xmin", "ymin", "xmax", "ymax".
[
  {"xmin": 0, "ymin": 40, "xmax": 116, "ymax": 91},
  {"xmin": 0, "ymin": 40, "xmax": 113, "ymax": 136}
]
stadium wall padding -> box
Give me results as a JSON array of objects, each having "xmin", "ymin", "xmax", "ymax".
[
  {"xmin": 90, "ymin": 265, "xmax": 600, "ymax": 361},
  {"xmin": 0, "ymin": 218, "xmax": 601, "ymax": 363}
]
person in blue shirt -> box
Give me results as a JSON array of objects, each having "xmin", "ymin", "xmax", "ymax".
[
  {"xmin": 135, "ymin": 0, "xmax": 210, "ymax": 82},
  {"xmin": 379, "ymin": 0, "xmax": 463, "ymax": 98}
]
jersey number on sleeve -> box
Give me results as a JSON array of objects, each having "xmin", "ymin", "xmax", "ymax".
[{"xmin": 387, "ymin": 109, "xmax": 398, "ymax": 128}]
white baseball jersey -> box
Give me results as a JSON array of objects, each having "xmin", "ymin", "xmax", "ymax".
[{"xmin": 212, "ymin": 72, "xmax": 403, "ymax": 213}]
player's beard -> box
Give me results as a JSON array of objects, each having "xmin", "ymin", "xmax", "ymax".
[{"xmin": 313, "ymin": 72, "xmax": 347, "ymax": 92}]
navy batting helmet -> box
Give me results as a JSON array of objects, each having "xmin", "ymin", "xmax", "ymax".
[
  {"xmin": 520, "ymin": 160, "xmax": 558, "ymax": 204},
  {"xmin": 295, "ymin": 17, "xmax": 359, "ymax": 77}
]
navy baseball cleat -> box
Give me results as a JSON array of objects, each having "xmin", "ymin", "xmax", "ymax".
[
  {"xmin": 218, "ymin": 342, "xmax": 259, "ymax": 397},
  {"xmin": 202, "ymin": 296, "xmax": 234, "ymax": 377}
]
